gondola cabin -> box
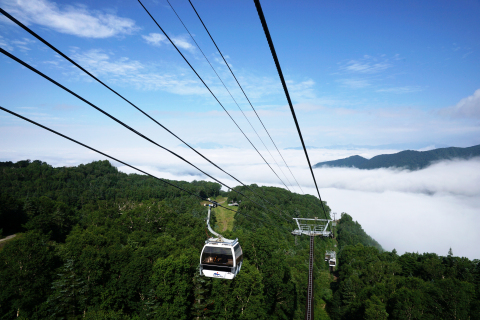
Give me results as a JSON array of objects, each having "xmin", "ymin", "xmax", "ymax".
[
  {"xmin": 200, "ymin": 238, "xmax": 243, "ymax": 279},
  {"xmin": 325, "ymin": 250, "xmax": 337, "ymax": 270}
]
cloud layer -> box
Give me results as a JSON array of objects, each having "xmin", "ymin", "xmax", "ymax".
[
  {"xmin": 1, "ymin": 0, "xmax": 138, "ymax": 38},
  {"xmin": 1, "ymin": 141, "xmax": 478, "ymax": 258}
]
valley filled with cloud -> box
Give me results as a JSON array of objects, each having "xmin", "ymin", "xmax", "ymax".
[
  {"xmin": 1, "ymin": 0, "xmax": 479, "ymax": 261},
  {"xmin": 2, "ymin": 143, "xmax": 478, "ymax": 259}
]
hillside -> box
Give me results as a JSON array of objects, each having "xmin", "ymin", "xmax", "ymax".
[
  {"xmin": 1, "ymin": 159, "xmax": 478, "ymax": 319},
  {"xmin": 314, "ymin": 144, "xmax": 480, "ymax": 170},
  {"xmin": 0, "ymin": 159, "xmax": 336, "ymax": 319}
]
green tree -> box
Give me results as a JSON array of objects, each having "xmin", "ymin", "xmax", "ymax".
[
  {"xmin": 47, "ymin": 259, "xmax": 88, "ymax": 319},
  {"xmin": 192, "ymin": 265, "xmax": 213, "ymax": 319},
  {"xmin": 0, "ymin": 231, "xmax": 59, "ymax": 318},
  {"xmin": 151, "ymin": 253, "xmax": 195, "ymax": 320},
  {"xmin": 363, "ymin": 295, "xmax": 388, "ymax": 320}
]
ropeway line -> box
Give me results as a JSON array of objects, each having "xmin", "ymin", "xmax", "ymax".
[
  {"xmin": 137, "ymin": 0, "xmax": 293, "ymax": 193},
  {"xmin": 0, "ymin": 7, "xmax": 293, "ymax": 226},
  {"xmin": 188, "ymin": 0, "xmax": 306, "ymax": 195}
]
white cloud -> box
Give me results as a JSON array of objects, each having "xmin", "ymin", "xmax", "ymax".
[
  {"xmin": 65, "ymin": 49, "xmax": 316, "ymax": 102},
  {"xmin": 323, "ymin": 188, "xmax": 480, "ymax": 259},
  {"xmin": 286, "ymin": 79, "xmax": 316, "ymax": 100},
  {"xmin": 0, "ymin": 35, "xmax": 13, "ymax": 51},
  {"xmin": 335, "ymin": 55, "xmax": 422, "ymax": 94},
  {"xmin": 142, "ymin": 32, "xmax": 195, "ymax": 53},
  {"xmin": 11, "ymin": 37, "xmax": 35, "ymax": 52},
  {"xmin": 343, "ymin": 60, "xmax": 390, "ymax": 73},
  {"xmin": 70, "ymin": 49, "xmax": 206, "ymax": 95},
  {"xmin": 376, "ymin": 86, "xmax": 423, "ymax": 94},
  {"xmin": 73, "ymin": 49, "xmax": 144, "ymax": 76},
  {"xmin": 441, "ymin": 89, "xmax": 480, "ymax": 119},
  {"xmin": 340, "ymin": 55, "xmax": 392, "ymax": 74},
  {"xmin": 142, "ymin": 33, "xmax": 167, "ymax": 46},
  {"xmin": 312, "ymin": 158, "xmax": 480, "ymax": 196},
  {"xmin": 1, "ymin": 140, "xmax": 478, "ymax": 258},
  {"xmin": 1, "ymin": 0, "xmax": 138, "ymax": 38},
  {"xmin": 171, "ymin": 36, "xmax": 194, "ymax": 52}
]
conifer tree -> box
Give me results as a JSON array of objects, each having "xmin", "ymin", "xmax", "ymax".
[
  {"xmin": 47, "ymin": 259, "xmax": 88, "ymax": 319},
  {"xmin": 192, "ymin": 266, "xmax": 213, "ymax": 319}
]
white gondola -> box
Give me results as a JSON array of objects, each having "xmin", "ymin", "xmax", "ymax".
[
  {"xmin": 199, "ymin": 204, "xmax": 243, "ymax": 279},
  {"xmin": 325, "ymin": 250, "xmax": 337, "ymax": 269}
]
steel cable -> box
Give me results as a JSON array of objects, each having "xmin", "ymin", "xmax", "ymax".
[
  {"xmin": 167, "ymin": 0, "xmax": 295, "ymax": 193},
  {"xmin": 253, "ymin": 0, "xmax": 329, "ymax": 219},
  {"xmin": 0, "ymin": 47, "xmax": 287, "ymax": 222},
  {"xmin": 137, "ymin": 0, "xmax": 292, "ymax": 192},
  {"xmin": 188, "ymin": 0, "xmax": 305, "ymax": 194},
  {"xmin": 164, "ymin": 0, "xmax": 296, "ymax": 221},
  {"xmin": 0, "ymin": 7, "xmax": 293, "ymax": 225},
  {"xmin": 0, "ymin": 105, "xmax": 271, "ymax": 226}
]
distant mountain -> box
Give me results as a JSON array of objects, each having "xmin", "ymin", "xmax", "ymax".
[
  {"xmin": 285, "ymin": 143, "xmax": 451, "ymax": 151},
  {"xmin": 314, "ymin": 144, "xmax": 480, "ymax": 170}
]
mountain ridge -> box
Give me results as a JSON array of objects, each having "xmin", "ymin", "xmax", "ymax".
[{"xmin": 314, "ymin": 144, "xmax": 480, "ymax": 170}]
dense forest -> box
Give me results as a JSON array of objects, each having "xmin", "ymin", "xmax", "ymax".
[
  {"xmin": 313, "ymin": 144, "xmax": 480, "ymax": 170},
  {"xmin": 331, "ymin": 214, "xmax": 480, "ymax": 320},
  {"xmin": 0, "ymin": 159, "xmax": 478, "ymax": 319}
]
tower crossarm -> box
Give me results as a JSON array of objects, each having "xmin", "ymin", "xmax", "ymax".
[{"xmin": 292, "ymin": 218, "xmax": 332, "ymax": 237}]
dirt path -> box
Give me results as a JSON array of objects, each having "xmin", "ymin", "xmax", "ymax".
[{"xmin": 0, "ymin": 234, "xmax": 16, "ymax": 243}]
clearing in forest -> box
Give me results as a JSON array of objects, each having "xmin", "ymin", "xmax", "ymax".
[{"xmin": 200, "ymin": 196, "xmax": 237, "ymax": 232}]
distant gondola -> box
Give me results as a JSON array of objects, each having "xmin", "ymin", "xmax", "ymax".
[{"xmin": 325, "ymin": 250, "xmax": 337, "ymax": 270}]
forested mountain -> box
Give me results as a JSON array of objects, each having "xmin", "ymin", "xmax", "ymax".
[
  {"xmin": 1, "ymin": 159, "xmax": 478, "ymax": 319},
  {"xmin": 313, "ymin": 144, "xmax": 480, "ymax": 170},
  {"xmin": 0, "ymin": 159, "xmax": 336, "ymax": 319}
]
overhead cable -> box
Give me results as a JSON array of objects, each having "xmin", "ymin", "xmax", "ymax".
[
  {"xmin": 253, "ymin": 0, "xmax": 329, "ymax": 219},
  {"xmin": 188, "ymin": 0, "xmax": 305, "ymax": 195},
  {"xmin": 0, "ymin": 8, "xmax": 292, "ymax": 224},
  {"xmin": 167, "ymin": 0, "xmax": 296, "ymax": 193},
  {"xmin": 164, "ymin": 0, "xmax": 296, "ymax": 221},
  {"xmin": 0, "ymin": 106, "xmax": 268, "ymax": 226},
  {"xmin": 137, "ymin": 0, "xmax": 292, "ymax": 192},
  {"xmin": 0, "ymin": 47, "xmax": 287, "ymax": 222}
]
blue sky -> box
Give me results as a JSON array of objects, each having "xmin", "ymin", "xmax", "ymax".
[
  {"xmin": 1, "ymin": 0, "xmax": 479, "ymax": 154},
  {"xmin": 1, "ymin": 0, "xmax": 480, "ymax": 258}
]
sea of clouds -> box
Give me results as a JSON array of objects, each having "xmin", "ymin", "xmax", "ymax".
[{"xmin": 2, "ymin": 145, "xmax": 479, "ymax": 259}]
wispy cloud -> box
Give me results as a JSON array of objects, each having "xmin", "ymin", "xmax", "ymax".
[
  {"xmin": 171, "ymin": 36, "xmax": 194, "ymax": 52},
  {"xmin": 1, "ymin": 0, "xmax": 139, "ymax": 38},
  {"xmin": 142, "ymin": 33, "xmax": 166, "ymax": 46},
  {"xmin": 142, "ymin": 32, "xmax": 195, "ymax": 53},
  {"xmin": 343, "ymin": 61, "xmax": 390, "ymax": 73},
  {"xmin": 376, "ymin": 86, "xmax": 423, "ymax": 94},
  {"xmin": 340, "ymin": 55, "xmax": 392, "ymax": 74},
  {"xmin": 70, "ymin": 49, "xmax": 205, "ymax": 95},
  {"xmin": 11, "ymin": 37, "xmax": 35, "ymax": 52},
  {"xmin": 335, "ymin": 54, "xmax": 424, "ymax": 93},
  {"xmin": 73, "ymin": 49, "xmax": 144, "ymax": 76},
  {"xmin": 0, "ymin": 35, "xmax": 13, "ymax": 51},
  {"xmin": 440, "ymin": 88, "xmax": 480, "ymax": 119},
  {"xmin": 286, "ymin": 79, "xmax": 316, "ymax": 100}
]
